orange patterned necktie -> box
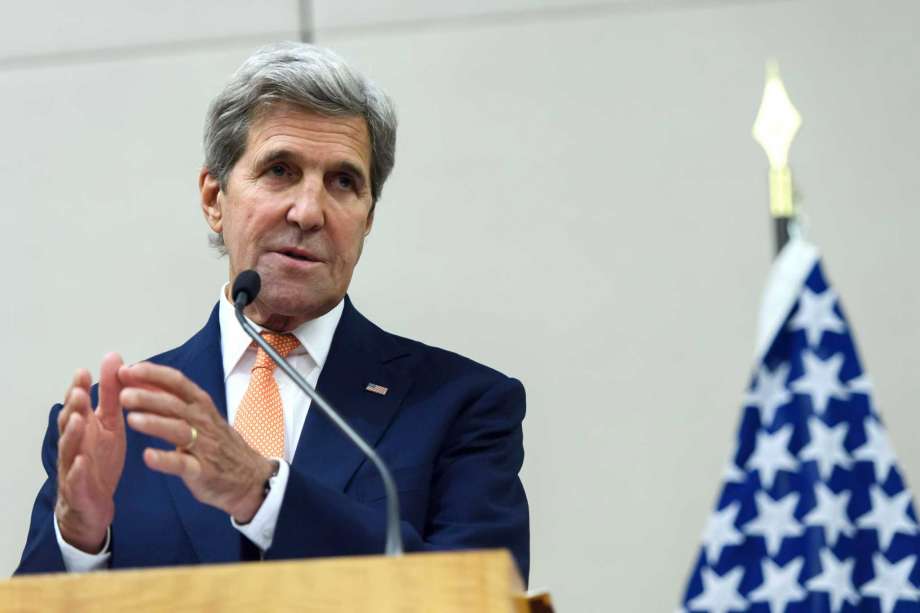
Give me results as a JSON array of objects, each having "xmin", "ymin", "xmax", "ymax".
[{"xmin": 233, "ymin": 332, "xmax": 300, "ymax": 458}]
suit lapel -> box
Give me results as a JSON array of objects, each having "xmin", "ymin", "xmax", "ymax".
[
  {"xmin": 153, "ymin": 304, "xmax": 243, "ymax": 564},
  {"xmin": 292, "ymin": 297, "xmax": 412, "ymax": 492},
  {"xmin": 153, "ymin": 298, "xmax": 412, "ymax": 562}
]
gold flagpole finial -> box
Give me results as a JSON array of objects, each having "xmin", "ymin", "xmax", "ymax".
[{"xmin": 752, "ymin": 60, "xmax": 801, "ymax": 219}]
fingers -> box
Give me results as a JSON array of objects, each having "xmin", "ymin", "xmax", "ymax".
[
  {"xmin": 58, "ymin": 387, "xmax": 92, "ymax": 436},
  {"xmin": 121, "ymin": 387, "xmax": 187, "ymax": 420},
  {"xmin": 126, "ymin": 412, "xmax": 195, "ymax": 449},
  {"xmin": 143, "ymin": 448, "xmax": 200, "ymax": 480},
  {"xmin": 63, "ymin": 369, "xmax": 92, "ymax": 405},
  {"xmin": 119, "ymin": 362, "xmax": 205, "ymax": 405},
  {"xmin": 97, "ymin": 353, "xmax": 125, "ymax": 427},
  {"xmin": 58, "ymin": 412, "xmax": 86, "ymax": 476}
]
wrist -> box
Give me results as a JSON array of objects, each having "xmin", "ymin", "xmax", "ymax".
[
  {"xmin": 230, "ymin": 458, "xmax": 277, "ymax": 524},
  {"xmin": 55, "ymin": 505, "xmax": 109, "ymax": 554}
]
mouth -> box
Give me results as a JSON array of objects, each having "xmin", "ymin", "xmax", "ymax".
[{"xmin": 273, "ymin": 247, "xmax": 321, "ymax": 263}]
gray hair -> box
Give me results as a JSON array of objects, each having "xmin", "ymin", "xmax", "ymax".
[{"xmin": 204, "ymin": 42, "xmax": 397, "ymax": 252}]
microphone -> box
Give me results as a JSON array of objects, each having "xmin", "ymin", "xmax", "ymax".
[
  {"xmin": 231, "ymin": 270, "xmax": 404, "ymax": 556},
  {"xmin": 232, "ymin": 269, "xmax": 261, "ymax": 309}
]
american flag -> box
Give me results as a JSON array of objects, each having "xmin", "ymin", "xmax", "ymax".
[
  {"xmin": 365, "ymin": 382, "xmax": 389, "ymax": 396},
  {"xmin": 680, "ymin": 238, "xmax": 920, "ymax": 613}
]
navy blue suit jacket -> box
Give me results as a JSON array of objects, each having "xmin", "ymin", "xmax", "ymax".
[{"xmin": 17, "ymin": 298, "xmax": 529, "ymax": 580}]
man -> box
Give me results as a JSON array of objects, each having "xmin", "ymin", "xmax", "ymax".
[{"xmin": 17, "ymin": 42, "xmax": 529, "ymax": 580}]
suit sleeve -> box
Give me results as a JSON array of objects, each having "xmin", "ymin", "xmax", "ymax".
[
  {"xmin": 16, "ymin": 405, "xmax": 68, "ymax": 574},
  {"xmin": 265, "ymin": 376, "xmax": 530, "ymax": 582}
]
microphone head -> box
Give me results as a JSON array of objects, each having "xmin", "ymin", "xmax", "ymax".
[{"xmin": 232, "ymin": 270, "xmax": 261, "ymax": 308}]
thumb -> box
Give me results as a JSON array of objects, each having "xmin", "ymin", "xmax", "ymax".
[{"xmin": 97, "ymin": 352, "xmax": 125, "ymax": 428}]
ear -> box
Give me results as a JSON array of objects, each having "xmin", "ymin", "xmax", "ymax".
[{"xmin": 199, "ymin": 167, "xmax": 223, "ymax": 233}]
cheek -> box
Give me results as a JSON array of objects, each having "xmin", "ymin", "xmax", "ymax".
[
  {"xmin": 353, "ymin": 233, "xmax": 367, "ymax": 261},
  {"xmin": 328, "ymin": 236, "xmax": 366, "ymax": 286},
  {"xmin": 345, "ymin": 222, "xmax": 369, "ymax": 262},
  {"xmin": 222, "ymin": 213, "xmax": 262, "ymax": 268},
  {"xmin": 227, "ymin": 208, "xmax": 260, "ymax": 243},
  {"xmin": 331, "ymin": 211, "xmax": 371, "ymax": 254}
]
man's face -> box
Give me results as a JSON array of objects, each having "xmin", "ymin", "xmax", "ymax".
[{"xmin": 200, "ymin": 104, "xmax": 375, "ymax": 330}]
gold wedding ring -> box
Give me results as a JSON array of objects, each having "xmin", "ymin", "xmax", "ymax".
[{"xmin": 180, "ymin": 425, "xmax": 198, "ymax": 453}]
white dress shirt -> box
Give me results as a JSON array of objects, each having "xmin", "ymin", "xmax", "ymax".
[{"xmin": 55, "ymin": 286, "xmax": 343, "ymax": 571}]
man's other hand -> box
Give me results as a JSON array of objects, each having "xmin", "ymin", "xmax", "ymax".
[
  {"xmin": 119, "ymin": 362, "xmax": 275, "ymax": 524},
  {"xmin": 55, "ymin": 352, "xmax": 127, "ymax": 553}
]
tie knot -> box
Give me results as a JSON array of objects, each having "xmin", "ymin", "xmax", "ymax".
[{"xmin": 253, "ymin": 332, "xmax": 300, "ymax": 369}]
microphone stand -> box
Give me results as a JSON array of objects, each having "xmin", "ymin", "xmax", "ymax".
[{"xmin": 234, "ymin": 296, "xmax": 404, "ymax": 556}]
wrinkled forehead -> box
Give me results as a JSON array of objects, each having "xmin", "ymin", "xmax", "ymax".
[{"xmin": 244, "ymin": 102, "xmax": 371, "ymax": 167}]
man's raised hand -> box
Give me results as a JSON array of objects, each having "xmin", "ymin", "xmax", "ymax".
[
  {"xmin": 54, "ymin": 353, "xmax": 126, "ymax": 553},
  {"xmin": 119, "ymin": 362, "xmax": 274, "ymax": 525}
]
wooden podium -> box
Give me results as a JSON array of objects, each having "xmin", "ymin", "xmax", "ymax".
[{"xmin": 0, "ymin": 549, "xmax": 548, "ymax": 612}]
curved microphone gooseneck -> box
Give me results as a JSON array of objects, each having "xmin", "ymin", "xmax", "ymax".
[{"xmin": 231, "ymin": 270, "xmax": 404, "ymax": 556}]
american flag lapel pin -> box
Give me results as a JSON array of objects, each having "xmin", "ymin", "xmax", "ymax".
[{"xmin": 365, "ymin": 382, "xmax": 389, "ymax": 396}]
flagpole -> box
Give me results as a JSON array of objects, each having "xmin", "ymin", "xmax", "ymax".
[{"xmin": 752, "ymin": 61, "xmax": 801, "ymax": 255}]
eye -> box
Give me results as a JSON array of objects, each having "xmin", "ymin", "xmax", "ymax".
[
  {"xmin": 268, "ymin": 163, "xmax": 289, "ymax": 177},
  {"xmin": 333, "ymin": 173, "xmax": 354, "ymax": 191}
]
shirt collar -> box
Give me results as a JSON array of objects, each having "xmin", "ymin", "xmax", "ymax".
[{"xmin": 217, "ymin": 283, "xmax": 344, "ymax": 381}]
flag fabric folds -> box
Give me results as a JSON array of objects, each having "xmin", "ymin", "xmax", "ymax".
[{"xmin": 680, "ymin": 238, "xmax": 920, "ymax": 613}]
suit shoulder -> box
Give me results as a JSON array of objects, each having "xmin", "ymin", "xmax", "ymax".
[
  {"xmin": 383, "ymin": 328, "xmax": 521, "ymax": 389},
  {"xmin": 145, "ymin": 343, "xmax": 189, "ymax": 367},
  {"xmin": 350, "ymin": 303, "xmax": 517, "ymax": 386},
  {"xmin": 141, "ymin": 328, "xmax": 207, "ymax": 366},
  {"xmin": 141, "ymin": 304, "xmax": 221, "ymax": 368}
]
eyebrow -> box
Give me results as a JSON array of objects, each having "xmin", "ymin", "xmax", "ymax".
[
  {"xmin": 252, "ymin": 148, "xmax": 298, "ymax": 170},
  {"xmin": 254, "ymin": 148, "xmax": 370, "ymax": 188}
]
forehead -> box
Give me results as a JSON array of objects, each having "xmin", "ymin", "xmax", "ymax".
[{"xmin": 244, "ymin": 103, "xmax": 371, "ymax": 171}]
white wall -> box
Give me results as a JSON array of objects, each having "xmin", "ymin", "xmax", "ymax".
[{"xmin": 2, "ymin": 2, "xmax": 919, "ymax": 611}]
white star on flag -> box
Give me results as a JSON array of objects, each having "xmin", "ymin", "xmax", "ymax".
[
  {"xmin": 799, "ymin": 417, "xmax": 852, "ymax": 480},
  {"xmin": 746, "ymin": 425, "xmax": 797, "ymax": 490},
  {"xmin": 745, "ymin": 363, "xmax": 792, "ymax": 429},
  {"xmin": 788, "ymin": 287, "xmax": 846, "ymax": 347},
  {"xmin": 861, "ymin": 554, "xmax": 920, "ymax": 613},
  {"xmin": 701, "ymin": 502, "xmax": 744, "ymax": 565},
  {"xmin": 847, "ymin": 373, "xmax": 873, "ymax": 395},
  {"xmin": 789, "ymin": 351, "xmax": 848, "ymax": 414},
  {"xmin": 855, "ymin": 486, "xmax": 917, "ymax": 551},
  {"xmin": 744, "ymin": 491, "xmax": 804, "ymax": 556},
  {"xmin": 680, "ymin": 244, "xmax": 920, "ymax": 612},
  {"xmin": 805, "ymin": 548, "xmax": 857, "ymax": 611},
  {"xmin": 853, "ymin": 418, "xmax": 898, "ymax": 483},
  {"xmin": 748, "ymin": 557, "xmax": 806, "ymax": 612},
  {"xmin": 687, "ymin": 566, "xmax": 747, "ymax": 613},
  {"xmin": 722, "ymin": 461, "xmax": 746, "ymax": 484},
  {"xmin": 803, "ymin": 483, "xmax": 854, "ymax": 547}
]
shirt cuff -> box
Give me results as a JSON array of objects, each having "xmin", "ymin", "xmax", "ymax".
[
  {"xmin": 53, "ymin": 515, "xmax": 110, "ymax": 572},
  {"xmin": 231, "ymin": 459, "xmax": 289, "ymax": 551}
]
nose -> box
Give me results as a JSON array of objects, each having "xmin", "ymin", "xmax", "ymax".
[{"xmin": 286, "ymin": 173, "xmax": 325, "ymax": 232}]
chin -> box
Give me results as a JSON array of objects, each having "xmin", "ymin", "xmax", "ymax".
[{"xmin": 258, "ymin": 286, "xmax": 340, "ymax": 322}]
